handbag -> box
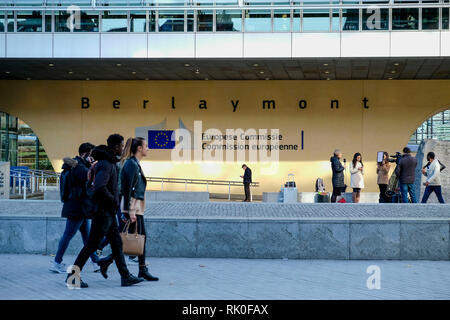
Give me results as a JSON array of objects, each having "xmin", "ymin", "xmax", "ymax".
[{"xmin": 120, "ymin": 220, "xmax": 145, "ymax": 256}]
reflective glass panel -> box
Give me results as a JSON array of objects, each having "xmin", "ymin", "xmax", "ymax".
[
  {"xmin": 244, "ymin": 10, "xmax": 271, "ymax": 32},
  {"xmin": 158, "ymin": 11, "xmax": 184, "ymax": 32},
  {"xmin": 197, "ymin": 10, "xmax": 213, "ymax": 31},
  {"xmin": 75, "ymin": 11, "xmax": 99, "ymax": 32},
  {"xmin": 44, "ymin": 11, "xmax": 52, "ymax": 32},
  {"xmin": 187, "ymin": 11, "xmax": 194, "ymax": 32},
  {"xmin": 55, "ymin": 11, "xmax": 70, "ymax": 32},
  {"xmin": 443, "ymin": 8, "xmax": 449, "ymax": 30},
  {"xmin": 362, "ymin": 8, "xmax": 388, "ymax": 30},
  {"xmin": 130, "ymin": 11, "xmax": 146, "ymax": 32},
  {"xmin": 342, "ymin": 9, "xmax": 359, "ymax": 31},
  {"xmin": 422, "ymin": 8, "xmax": 439, "ymax": 30},
  {"xmin": 392, "ymin": 8, "xmax": 419, "ymax": 30},
  {"xmin": 303, "ymin": 9, "xmax": 329, "ymax": 32},
  {"xmin": 101, "ymin": 11, "xmax": 127, "ymax": 32},
  {"xmin": 17, "ymin": 11, "xmax": 42, "ymax": 32},
  {"xmin": 293, "ymin": 9, "xmax": 300, "ymax": 32},
  {"xmin": 7, "ymin": 11, "xmax": 13, "ymax": 32},
  {"xmin": 0, "ymin": 12, "xmax": 4, "ymax": 32},
  {"xmin": 273, "ymin": 10, "xmax": 290, "ymax": 32},
  {"xmin": 216, "ymin": 10, "xmax": 242, "ymax": 32},
  {"xmin": 331, "ymin": 9, "xmax": 339, "ymax": 31}
]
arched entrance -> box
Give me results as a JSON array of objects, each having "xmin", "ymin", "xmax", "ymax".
[{"xmin": 408, "ymin": 109, "xmax": 450, "ymax": 148}]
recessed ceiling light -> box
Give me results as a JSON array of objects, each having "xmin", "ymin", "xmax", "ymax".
[
  {"xmin": 325, "ymin": 71, "xmax": 330, "ymax": 74},
  {"xmin": 394, "ymin": 63, "xmax": 400, "ymax": 66},
  {"xmin": 5, "ymin": 71, "xmax": 10, "ymax": 74},
  {"xmin": 388, "ymin": 77, "xmax": 393, "ymax": 80},
  {"xmin": 26, "ymin": 77, "xmax": 31, "ymax": 80},
  {"xmin": 326, "ymin": 78, "xmax": 331, "ymax": 80},
  {"xmin": 116, "ymin": 63, "xmax": 122, "ymax": 67},
  {"xmin": 49, "ymin": 63, "xmax": 54, "ymax": 67},
  {"xmin": 265, "ymin": 78, "xmax": 270, "ymax": 80},
  {"xmin": 323, "ymin": 63, "xmax": 329, "ymax": 66},
  {"xmin": 68, "ymin": 71, "xmax": 73, "ymax": 74},
  {"xmin": 195, "ymin": 69, "xmax": 200, "ymax": 74},
  {"xmin": 259, "ymin": 71, "xmax": 264, "ymax": 74},
  {"xmin": 204, "ymin": 78, "xmax": 209, "ymax": 80},
  {"xmin": 86, "ymin": 78, "xmax": 90, "ymax": 81},
  {"xmin": 391, "ymin": 70, "xmax": 396, "ymax": 74},
  {"xmin": 184, "ymin": 63, "xmax": 190, "ymax": 67},
  {"xmin": 132, "ymin": 71, "xmax": 136, "ymax": 75},
  {"xmin": 253, "ymin": 63, "xmax": 259, "ymax": 67}
]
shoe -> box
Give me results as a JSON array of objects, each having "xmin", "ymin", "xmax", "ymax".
[
  {"xmin": 65, "ymin": 272, "xmax": 88, "ymax": 289},
  {"xmin": 121, "ymin": 274, "xmax": 144, "ymax": 287},
  {"xmin": 97, "ymin": 255, "xmax": 114, "ymax": 279},
  {"xmin": 49, "ymin": 261, "xmax": 68, "ymax": 274},
  {"xmin": 89, "ymin": 260, "xmax": 101, "ymax": 273},
  {"xmin": 128, "ymin": 256, "xmax": 139, "ymax": 264},
  {"xmin": 139, "ymin": 266, "xmax": 159, "ymax": 281}
]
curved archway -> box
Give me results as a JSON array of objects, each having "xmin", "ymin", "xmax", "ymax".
[
  {"xmin": 0, "ymin": 111, "xmax": 53, "ymax": 171},
  {"xmin": 408, "ymin": 108, "xmax": 450, "ymax": 148}
]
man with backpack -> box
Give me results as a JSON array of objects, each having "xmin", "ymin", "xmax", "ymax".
[
  {"xmin": 67, "ymin": 134, "xmax": 144, "ymax": 288},
  {"xmin": 50, "ymin": 143, "xmax": 100, "ymax": 274}
]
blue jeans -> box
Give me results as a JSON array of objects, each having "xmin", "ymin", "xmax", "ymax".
[
  {"xmin": 399, "ymin": 183, "xmax": 417, "ymax": 203},
  {"xmin": 421, "ymin": 185, "xmax": 445, "ymax": 204},
  {"xmin": 54, "ymin": 218, "xmax": 99, "ymax": 264}
]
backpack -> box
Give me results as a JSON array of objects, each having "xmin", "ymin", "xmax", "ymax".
[
  {"xmin": 315, "ymin": 178, "xmax": 325, "ymax": 192},
  {"xmin": 59, "ymin": 167, "xmax": 74, "ymax": 203}
]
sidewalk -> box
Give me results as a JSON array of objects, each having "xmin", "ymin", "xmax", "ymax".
[{"xmin": 1, "ymin": 254, "xmax": 450, "ymax": 300}]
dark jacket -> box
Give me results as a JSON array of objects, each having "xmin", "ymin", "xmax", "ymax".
[
  {"xmin": 330, "ymin": 156, "xmax": 345, "ymax": 188},
  {"xmin": 243, "ymin": 167, "xmax": 252, "ymax": 184},
  {"xmin": 121, "ymin": 156, "xmax": 147, "ymax": 213},
  {"xmin": 91, "ymin": 145, "xmax": 120, "ymax": 215},
  {"xmin": 61, "ymin": 156, "xmax": 90, "ymax": 219},
  {"xmin": 394, "ymin": 153, "xmax": 417, "ymax": 184}
]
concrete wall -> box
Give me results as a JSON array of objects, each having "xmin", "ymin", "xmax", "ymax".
[
  {"xmin": 415, "ymin": 140, "xmax": 450, "ymax": 203},
  {"xmin": 0, "ymin": 162, "xmax": 9, "ymax": 200}
]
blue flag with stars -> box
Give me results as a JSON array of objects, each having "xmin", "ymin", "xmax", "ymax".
[{"xmin": 148, "ymin": 130, "xmax": 176, "ymax": 149}]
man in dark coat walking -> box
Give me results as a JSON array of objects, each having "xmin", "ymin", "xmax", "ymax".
[
  {"xmin": 394, "ymin": 147, "xmax": 418, "ymax": 203},
  {"xmin": 67, "ymin": 134, "xmax": 144, "ymax": 288},
  {"xmin": 240, "ymin": 164, "xmax": 252, "ymax": 202},
  {"xmin": 330, "ymin": 149, "xmax": 346, "ymax": 203}
]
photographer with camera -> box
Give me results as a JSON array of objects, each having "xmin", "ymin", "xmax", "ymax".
[
  {"xmin": 421, "ymin": 152, "xmax": 445, "ymax": 204},
  {"xmin": 394, "ymin": 147, "xmax": 417, "ymax": 203}
]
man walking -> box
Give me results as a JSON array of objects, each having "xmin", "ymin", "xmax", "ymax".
[
  {"xmin": 67, "ymin": 134, "xmax": 144, "ymax": 288},
  {"xmin": 240, "ymin": 164, "xmax": 252, "ymax": 202},
  {"xmin": 50, "ymin": 143, "xmax": 99, "ymax": 273},
  {"xmin": 394, "ymin": 147, "xmax": 418, "ymax": 203},
  {"xmin": 421, "ymin": 152, "xmax": 445, "ymax": 204}
]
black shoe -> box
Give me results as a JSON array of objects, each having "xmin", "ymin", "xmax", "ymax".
[
  {"xmin": 139, "ymin": 266, "xmax": 159, "ymax": 281},
  {"xmin": 121, "ymin": 274, "xmax": 145, "ymax": 287},
  {"xmin": 65, "ymin": 273, "xmax": 88, "ymax": 288},
  {"xmin": 97, "ymin": 255, "xmax": 113, "ymax": 279}
]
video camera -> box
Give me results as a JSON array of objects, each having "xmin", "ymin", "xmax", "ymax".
[{"xmin": 388, "ymin": 152, "xmax": 403, "ymax": 165}]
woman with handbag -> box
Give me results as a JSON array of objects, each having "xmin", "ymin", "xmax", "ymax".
[{"xmin": 120, "ymin": 137, "xmax": 159, "ymax": 281}]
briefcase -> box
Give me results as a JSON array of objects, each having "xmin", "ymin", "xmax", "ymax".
[{"xmin": 120, "ymin": 220, "xmax": 145, "ymax": 256}]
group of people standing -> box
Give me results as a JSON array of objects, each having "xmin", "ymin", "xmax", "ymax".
[
  {"xmin": 330, "ymin": 147, "xmax": 445, "ymax": 204},
  {"xmin": 50, "ymin": 134, "xmax": 159, "ymax": 288}
]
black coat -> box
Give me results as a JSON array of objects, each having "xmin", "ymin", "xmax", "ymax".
[
  {"xmin": 394, "ymin": 153, "xmax": 417, "ymax": 184},
  {"xmin": 91, "ymin": 145, "xmax": 120, "ymax": 215},
  {"xmin": 121, "ymin": 156, "xmax": 147, "ymax": 213},
  {"xmin": 330, "ymin": 156, "xmax": 345, "ymax": 188},
  {"xmin": 243, "ymin": 167, "xmax": 252, "ymax": 184},
  {"xmin": 61, "ymin": 156, "xmax": 90, "ymax": 220}
]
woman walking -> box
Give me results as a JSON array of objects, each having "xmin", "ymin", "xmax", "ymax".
[
  {"xmin": 350, "ymin": 153, "xmax": 364, "ymax": 203},
  {"xmin": 121, "ymin": 137, "xmax": 158, "ymax": 281},
  {"xmin": 376, "ymin": 152, "xmax": 391, "ymax": 203}
]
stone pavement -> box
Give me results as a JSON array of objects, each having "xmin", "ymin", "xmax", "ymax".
[{"xmin": 1, "ymin": 254, "xmax": 450, "ymax": 300}]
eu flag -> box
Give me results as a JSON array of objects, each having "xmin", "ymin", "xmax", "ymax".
[{"xmin": 148, "ymin": 130, "xmax": 175, "ymax": 149}]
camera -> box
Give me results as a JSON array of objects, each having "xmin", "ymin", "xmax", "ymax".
[{"xmin": 388, "ymin": 152, "xmax": 402, "ymax": 165}]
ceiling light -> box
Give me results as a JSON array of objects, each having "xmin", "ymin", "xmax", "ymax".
[
  {"xmin": 184, "ymin": 63, "xmax": 190, "ymax": 67},
  {"xmin": 86, "ymin": 78, "xmax": 90, "ymax": 81},
  {"xmin": 253, "ymin": 63, "xmax": 259, "ymax": 67},
  {"xmin": 116, "ymin": 63, "xmax": 122, "ymax": 67},
  {"xmin": 265, "ymin": 78, "xmax": 270, "ymax": 80},
  {"xmin": 204, "ymin": 78, "xmax": 209, "ymax": 80},
  {"xmin": 394, "ymin": 63, "xmax": 400, "ymax": 66},
  {"xmin": 26, "ymin": 77, "xmax": 31, "ymax": 80},
  {"xmin": 195, "ymin": 69, "xmax": 200, "ymax": 74},
  {"xmin": 49, "ymin": 63, "xmax": 54, "ymax": 67},
  {"xmin": 388, "ymin": 77, "xmax": 393, "ymax": 80},
  {"xmin": 259, "ymin": 71, "xmax": 264, "ymax": 74},
  {"xmin": 68, "ymin": 71, "xmax": 73, "ymax": 75},
  {"xmin": 5, "ymin": 71, "xmax": 10, "ymax": 74},
  {"xmin": 132, "ymin": 71, "xmax": 136, "ymax": 75},
  {"xmin": 326, "ymin": 78, "xmax": 331, "ymax": 80},
  {"xmin": 391, "ymin": 70, "xmax": 396, "ymax": 74},
  {"xmin": 323, "ymin": 63, "xmax": 329, "ymax": 66},
  {"xmin": 325, "ymin": 71, "xmax": 330, "ymax": 74}
]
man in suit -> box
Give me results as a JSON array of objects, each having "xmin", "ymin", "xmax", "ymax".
[{"xmin": 240, "ymin": 164, "xmax": 252, "ymax": 202}]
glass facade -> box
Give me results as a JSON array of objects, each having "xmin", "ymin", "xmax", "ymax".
[
  {"xmin": 409, "ymin": 110, "xmax": 450, "ymax": 146},
  {"xmin": 0, "ymin": 2, "xmax": 449, "ymax": 33},
  {"xmin": 0, "ymin": 112, "xmax": 18, "ymax": 167}
]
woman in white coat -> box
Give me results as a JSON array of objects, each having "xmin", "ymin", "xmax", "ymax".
[{"xmin": 350, "ymin": 152, "xmax": 364, "ymax": 203}]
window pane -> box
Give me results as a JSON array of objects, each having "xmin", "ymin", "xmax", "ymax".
[
  {"xmin": 149, "ymin": 11, "xmax": 156, "ymax": 32},
  {"xmin": 158, "ymin": 11, "xmax": 184, "ymax": 32},
  {"xmin": 44, "ymin": 11, "xmax": 52, "ymax": 32},
  {"xmin": 0, "ymin": 12, "xmax": 4, "ymax": 32},
  {"xmin": 362, "ymin": 8, "xmax": 388, "ymax": 30},
  {"xmin": 342, "ymin": 9, "xmax": 359, "ymax": 30},
  {"xmin": 443, "ymin": 8, "xmax": 449, "ymax": 30},
  {"xmin": 244, "ymin": 10, "xmax": 271, "ymax": 32},
  {"xmin": 197, "ymin": 10, "xmax": 213, "ymax": 31},
  {"xmin": 130, "ymin": 11, "xmax": 146, "ymax": 32},
  {"xmin": 273, "ymin": 10, "xmax": 290, "ymax": 32},
  {"xmin": 187, "ymin": 11, "xmax": 194, "ymax": 32},
  {"xmin": 422, "ymin": 8, "xmax": 438, "ymax": 30},
  {"xmin": 216, "ymin": 10, "xmax": 242, "ymax": 32},
  {"xmin": 17, "ymin": 11, "xmax": 42, "ymax": 32},
  {"xmin": 331, "ymin": 9, "xmax": 339, "ymax": 31},
  {"xmin": 102, "ymin": 11, "xmax": 127, "ymax": 32},
  {"xmin": 74, "ymin": 11, "xmax": 99, "ymax": 32},
  {"xmin": 293, "ymin": 9, "xmax": 300, "ymax": 32},
  {"xmin": 392, "ymin": 8, "xmax": 418, "ymax": 30},
  {"xmin": 7, "ymin": 11, "xmax": 13, "ymax": 32},
  {"xmin": 303, "ymin": 9, "xmax": 329, "ymax": 32},
  {"xmin": 55, "ymin": 11, "xmax": 69, "ymax": 32}
]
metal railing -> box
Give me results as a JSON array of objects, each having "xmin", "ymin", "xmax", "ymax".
[
  {"xmin": 147, "ymin": 176, "xmax": 259, "ymax": 200},
  {"xmin": 10, "ymin": 168, "xmax": 59, "ymax": 199}
]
